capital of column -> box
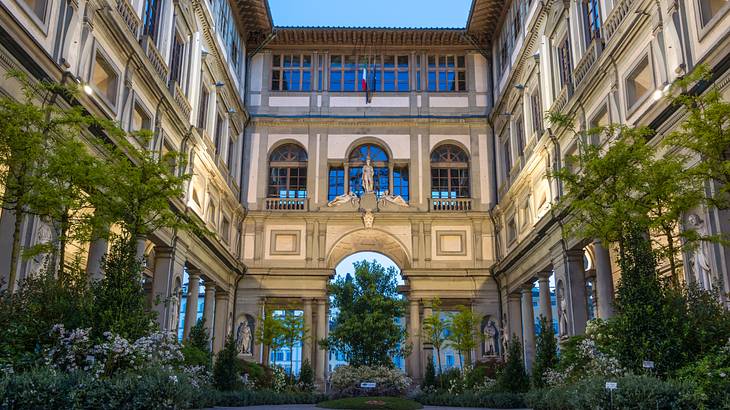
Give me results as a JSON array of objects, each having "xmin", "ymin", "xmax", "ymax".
[
  {"xmin": 187, "ymin": 268, "xmax": 201, "ymax": 280},
  {"xmin": 214, "ymin": 289, "xmax": 229, "ymax": 300},
  {"xmin": 536, "ymin": 271, "xmax": 552, "ymax": 281},
  {"xmin": 154, "ymin": 245, "xmax": 173, "ymax": 259},
  {"xmin": 508, "ymin": 292, "xmax": 522, "ymax": 302},
  {"xmin": 520, "ymin": 284, "xmax": 534, "ymax": 295}
]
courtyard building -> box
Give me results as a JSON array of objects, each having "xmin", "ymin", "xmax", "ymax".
[{"xmin": 1, "ymin": 0, "xmax": 728, "ymax": 385}]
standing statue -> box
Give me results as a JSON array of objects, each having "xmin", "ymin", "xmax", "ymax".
[
  {"xmin": 558, "ymin": 297, "xmax": 568, "ymax": 338},
  {"xmin": 483, "ymin": 319, "xmax": 499, "ymax": 356},
  {"xmin": 362, "ymin": 157, "xmax": 374, "ymax": 193},
  {"xmin": 236, "ymin": 320, "xmax": 253, "ymax": 355},
  {"xmin": 687, "ymin": 214, "xmax": 713, "ymax": 289}
]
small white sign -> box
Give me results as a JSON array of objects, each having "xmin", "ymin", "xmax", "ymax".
[
  {"xmin": 605, "ymin": 382, "xmax": 618, "ymax": 390},
  {"xmin": 642, "ymin": 361, "xmax": 655, "ymax": 369},
  {"xmin": 360, "ymin": 382, "xmax": 377, "ymax": 389}
]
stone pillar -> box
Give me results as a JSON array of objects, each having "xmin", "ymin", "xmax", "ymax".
[
  {"xmin": 422, "ymin": 305, "xmax": 433, "ymax": 373},
  {"xmin": 315, "ymin": 298, "xmax": 327, "ymax": 385},
  {"xmin": 594, "ymin": 240, "xmax": 615, "ymax": 319},
  {"xmin": 86, "ymin": 235, "xmax": 108, "ymax": 280},
  {"xmin": 213, "ymin": 289, "xmax": 230, "ymax": 353},
  {"xmin": 507, "ymin": 293, "xmax": 523, "ymax": 344},
  {"xmin": 183, "ymin": 269, "xmax": 201, "ymax": 340},
  {"xmin": 521, "ymin": 285, "xmax": 536, "ymax": 371},
  {"xmin": 202, "ymin": 284, "xmax": 216, "ymax": 345},
  {"xmin": 303, "ymin": 298, "xmax": 313, "ymax": 365},
  {"xmin": 537, "ymin": 271, "xmax": 553, "ymax": 324},
  {"xmin": 152, "ymin": 246, "xmax": 174, "ymax": 329},
  {"xmin": 408, "ymin": 299, "xmax": 421, "ymax": 379},
  {"xmin": 552, "ymin": 246, "xmax": 589, "ymax": 336},
  {"xmin": 135, "ymin": 235, "xmax": 147, "ymax": 262}
]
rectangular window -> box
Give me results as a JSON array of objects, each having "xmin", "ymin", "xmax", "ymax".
[
  {"xmin": 426, "ymin": 54, "xmax": 466, "ymax": 92},
  {"xmin": 198, "ymin": 86, "xmax": 209, "ymax": 129},
  {"xmin": 142, "ymin": 0, "xmax": 162, "ymax": 41},
  {"xmin": 92, "ymin": 52, "xmax": 119, "ymax": 106},
  {"xmin": 698, "ymin": 0, "xmax": 727, "ymax": 26},
  {"xmin": 169, "ymin": 32, "xmax": 185, "ymax": 86},
  {"xmin": 214, "ymin": 113, "xmax": 224, "ymax": 155},
  {"xmin": 328, "ymin": 167, "xmax": 345, "ymax": 201},
  {"xmin": 132, "ymin": 102, "xmax": 151, "ymax": 131},
  {"xmin": 625, "ymin": 56, "xmax": 652, "ymax": 110},
  {"xmin": 507, "ymin": 218, "xmax": 517, "ymax": 243},
  {"xmin": 393, "ymin": 166, "xmax": 409, "ymax": 201},
  {"xmin": 221, "ymin": 216, "xmax": 230, "ymax": 244},
  {"xmin": 23, "ymin": 0, "xmax": 47, "ymax": 22},
  {"xmin": 514, "ymin": 114, "xmax": 525, "ymax": 156},
  {"xmin": 271, "ymin": 53, "xmax": 312, "ymax": 91},
  {"xmin": 226, "ymin": 136, "xmax": 235, "ymax": 168},
  {"xmin": 208, "ymin": 202, "xmax": 216, "ymax": 225},
  {"xmin": 557, "ymin": 37, "xmax": 573, "ymax": 90},
  {"xmin": 530, "ymin": 91, "xmax": 543, "ymax": 136},
  {"xmin": 503, "ymin": 137, "xmax": 512, "ymax": 180},
  {"xmin": 589, "ymin": 104, "xmax": 609, "ymax": 145},
  {"xmin": 582, "ymin": 0, "xmax": 601, "ymax": 46},
  {"xmin": 380, "ymin": 55, "xmax": 409, "ymax": 92},
  {"xmin": 329, "ymin": 55, "xmax": 368, "ymax": 92}
]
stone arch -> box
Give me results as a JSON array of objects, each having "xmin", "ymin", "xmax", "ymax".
[
  {"xmin": 430, "ymin": 139, "xmax": 471, "ymax": 158},
  {"xmin": 343, "ymin": 136, "xmax": 394, "ymax": 161},
  {"xmin": 267, "ymin": 138, "xmax": 309, "ymax": 159},
  {"xmin": 326, "ymin": 228, "xmax": 411, "ymax": 272}
]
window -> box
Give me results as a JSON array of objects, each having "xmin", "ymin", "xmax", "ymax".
[
  {"xmin": 507, "ymin": 217, "xmax": 517, "ymax": 243},
  {"xmin": 142, "ymin": 0, "xmax": 163, "ymax": 41},
  {"xmin": 349, "ymin": 144, "xmax": 389, "ymax": 196},
  {"xmin": 393, "ymin": 166, "xmax": 409, "ymax": 201},
  {"xmin": 317, "ymin": 55, "xmax": 324, "ymax": 91},
  {"xmin": 415, "ymin": 55, "xmax": 422, "ymax": 91},
  {"xmin": 581, "ymin": 0, "xmax": 601, "ymax": 46},
  {"xmin": 197, "ymin": 86, "xmax": 209, "ymax": 129},
  {"xmin": 226, "ymin": 136, "xmax": 235, "ymax": 167},
  {"xmin": 268, "ymin": 144, "xmax": 308, "ymax": 198},
  {"xmin": 22, "ymin": 0, "xmax": 47, "ymax": 22},
  {"xmin": 502, "ymin": 137, "xmax": 512, "ymax": 180},
  {"xmin": 169, "ymin": 31, "xmax": 185, "ymax": 86},
  {"xmin": 530, "ymin": 91, "xmax": 543, "ymax": 135},
  {"xmin": 91, "ymin": 52, "xmax": 119, "ymax": 106},
  {"xmin": 698, "ymin": 0, "xmax": 728, "ymax": 26},
  {"xmin": 208, "ymin": 202, "xmax": 216, "ymax": 225},
  {"xmin": 588, "ymin": 104, "xmax": 609, "ymax": 145},
  {"xmin": 211, "ymin": 0, "xmax": 243, "ymax": 72},
  {"xmin": 514, "ymin": 114, "xmax": 525, "ymax": 156},
  {"xmin": 381, "ymin": 55, "xmax": 409, "ymax": 92},
  {"xmin": 430, "ymin": 144, "xmax": 470, "ymax": 198},
  {"xmin": 427, "ymin": 55, "xmax": 466, "ymax": 92},
  {"xmin": 132, "ymin": 102, "xmax": 151, "ymax": 131},
  {"xmin": 328, "ymin": 167, "xmax": 345, "ymax": 201},
  {"xmin": 271, "ymin": 53, "xmax": 312, "ymax": 91},
  {"xmin": 221, "ymin": 216, "xmax": 230, "ymax": 244},
  {"xmin": 329, "ymin": 55, "xmax": 367, "ymax": 92},
  {"xmin": 214, "ymin": 113, "xmax": 224, "ymax": 156},
  {"xmin": 625, "ymin": 55, "xmax": 653, "ymax": 110},
  {"xmin": 557, "ymin": 37, "xmax": 573, "ymax": 90}
]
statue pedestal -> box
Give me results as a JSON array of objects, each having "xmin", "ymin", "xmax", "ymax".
[{"xmin": 360, "ymin": 192, "xmax": 378, "ymax": 211}]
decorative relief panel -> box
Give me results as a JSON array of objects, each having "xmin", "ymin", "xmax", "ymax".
[
  {"xmin": 436, "ymin": 230, "xmax": 467, "ymax": 256},
  {"xmin": 270, "ymin": 230, "xmax": 301, "ymax": 255}
]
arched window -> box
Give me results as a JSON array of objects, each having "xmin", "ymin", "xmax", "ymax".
[
  {"xmin": 268, "ymin": 143, "xmax": 307, "ymax": 198},
  {"xmin": 348, "ymin": 144, "xmax": 389, "ymax": 196},
  {"xmin": 430, "ymin": 144, "xmax": 470, "ymax": 198}
]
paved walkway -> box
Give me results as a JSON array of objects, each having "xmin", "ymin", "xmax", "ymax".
[{"xmin": 211, "ymin": 405, "xmax": 530, "ymax": 410}]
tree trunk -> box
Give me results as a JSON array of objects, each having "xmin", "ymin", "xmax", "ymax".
[
  {"xmin": 664, "ymin": 226, "xmax": 679, "ymax": 288},
  {"xmin": 7, "ymin": 207, "xmax": 24, "ymax": 293},
  {"xmin": 57, "ymin": 212, "xmax": 69, "ymax": 281}
]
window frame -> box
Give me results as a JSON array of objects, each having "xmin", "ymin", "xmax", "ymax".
[
  {"xmin": 141, "ymin": 0, "xmax": 163, "ymax": 42},
  {"xmin": 530, "ymin": 90, "xmax": 543, "ymax": 137},
  {"xmin": 268, "ymin": 143, "xmax": 308, "ymax": 199},
  {"xmin": 623, "ymin": 51, "xmax": 655, "ymax": 116},
  {"xmin": 89, "ymin": 46, "xmax": 120, "ymax": 111},
  {"xmin": 271, "ymin": 53, "xmax": 313, "ymax": 92},
  {"xmin": 327, "ymin": 166, "xmax": 345, "ymax": 201},
  {"xmin": 17, "ymin": 0, "xmax": 50, "ymax": 32},
  {"xmin": 694, "ymin": 0, "xmax": 730, "ymax": 36},
  {"xmin": 426, "ymin": 54, "xmax": 467, "ymax": 92},
  {"xmin": 348, "ymin": 143, "xmax": 389, "ymax": 196},
  {"xmin": 430, "ymin": 144, "xmax": 470, "ymax": 199}
]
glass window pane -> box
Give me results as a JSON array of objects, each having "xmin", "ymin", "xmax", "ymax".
[
  {"xmin": 344, "ymin": 70, "xmax": 356, "ymax": 91},
  {"xmin": 331, "ymin": 55, "xmax": 342, "ymax": 67},
  {"xmin": 284, "ymin": 54, "xmax": 292, "ymax": 67},
  {"xmin": 397, "ymin": 72, "xmax": 409, "ymax": 91},
  {"xmin": 303, "ymin": 55, "xmax": 311, "ymax": 67},
  {"xmin": 330, "ymin": 71, "xmax": 342, "ymax": 91},
  {"xmin": 398, "ymin": 55, "xmax": 409, "ymax": 68},
  {"xmin": 302, "ymin": 71, "xmax": 311, "ymax": 91},
  {"xmin": 383, "ymin": 55, "xmax": 395, "ymax": 68},
  {"xmin": 428, "ymin": 72, "xmax": 436, "ymax": 91},
  {"xmin": 273, "ymin": 54, "xmax": 281, "ymax": 67},
  {"xmin": 292, "ymin": 54, "xmax": 300, "ymax": 67},
  {"xmin": 272, "ymin": 70, "xmax": 280, "ymax": 90},
  {"xmin": 383, "ymin": 71, "xmax": 395, "ymax": 91}
]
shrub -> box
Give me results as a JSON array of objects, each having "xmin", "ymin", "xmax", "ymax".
[
  {"xmin": 422, "ymin": 356, "xmax": 435, "ymax": 388},
  {"xmin": 182, "ymin": 318, "xmax": 211, "ymax": 368},
  {"xmin": 533, "ymin": 316, "xmax": 558, "ymax": 388},
  {"xmin": 330, "ymin": 365, "xmax": 411, "ymax": 397},
  {"xmin": 677, "ymin": 340, "xmax": 730, "ymax": 409},
  {"xmin": 213, "ymin": 334, "xmax": 242, "ymax": 391},
  {"xmin": 197, "ymin": 388, "xmax": 325, "ymax": 407},
  {"xmin": 416, "ymin": 390, "xmax": 525, "ymax": 408},
  {"xmin": 298, "ymin": 359, "xmax": 315, "ymax": 391},
  {"xmin": 436, "ymin": 367, "xmax": 462, "ymax": 392},
  {"xmin": 497, "ymin": 337, "xmax": 529, "ymax": 393}
]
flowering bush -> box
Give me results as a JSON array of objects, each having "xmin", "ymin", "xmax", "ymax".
[
  {"xmin": 330, "ymin": 365, "xmax": 411, "ymax": 397},
  {"xmin": 272, "ymin": 365, "xmax": 287, "ymax": 392},
  {"xmin": 677, "ymin": 339, "xmax": 730, "ymax": 409},
  {"xmin": 549, "ymin": 336, "xmax": 627, "ymax": 386}
]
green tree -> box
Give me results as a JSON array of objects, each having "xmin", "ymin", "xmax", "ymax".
[
  {"xmin": 423, "ymin": 355, "xmax": 436, "ymax": 388},
  {"xmin": 280, "ymin": 311, "xmax": 309, "ymax": 382},
  {"xmin": 497, "ymin": 337, "xmax": 529, "ymax": 393},
  {"xmin": 531, "ymin": 316, "xmax": 558, "ymax": 388},
  {"xmin": 213, "ymin": 334, "xmax": 242, "ymax": 391},
  {"xmin": 182, "ymin": 318, "xmax": 212, "ymax": 368},
  {"xmin": 323, "ymin": 260, "xmax": 407, "ymax": 367},
  {"xmin": 445, "ymin": 306, "xmax": 480, "ymax": 370},
  {"xmin": 421, "ymin": 298, "xmax": 448, "ymax": 376},
  {"xmin": 256, "ymin": 308, "xmax": 285, "ymax": 366},
  {"xmin": 90, "ymin": 238, "xmax": 156, "ymax": 341},
  {"xmin": 298, "ymin": 359, "xmax": 315, "ymax": 391}
]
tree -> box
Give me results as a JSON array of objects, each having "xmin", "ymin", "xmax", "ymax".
[
  {"xmin": 423, "ymin": 355, "xmax": 436, "ymax": 388},
  {"xmin": 445, "ymin": 306, "xmax": 480, "ymax": 371},
  {"xmin": 182, "ymin": 318, "xmax": 212, "ymax": 368},
  {"xmin": 279, "ymin": 311, "xmax": 308, "ymax": 382},
  {"xmin": 323, "ymin": 260, "xmax": 407, "ymax": 367},
  {"xmin": 255, "ymin": 308, "xmax": 285, "ymax": 366},
  {"xmin": 497, "ymin": 337, "xmax": 529, "ymax": 393},
  {"xmin": 213, "ymin": 334, "xmax": 242, "ymax": 391},
  {"xmin": 298, "ymin": 359, "xmax": 315, "ymax": 391},
  {"xmin": 90, "ymin": 238, "xmax": 156, "ymax": 341},
  {"xmin": 421, "ymin": 298, "xmax": 448, "ymax": 376},
  {"xmin": 531, "ymin": 316, "xmax": 558, "ymax": 388}
]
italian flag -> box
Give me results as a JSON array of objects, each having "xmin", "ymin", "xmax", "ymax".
[{"xmin": 361, "ymin": 68, "xmax": 368, "ymax": 91}]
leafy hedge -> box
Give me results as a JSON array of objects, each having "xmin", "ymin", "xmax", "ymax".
[
  {"xmin": 524, "ymin": 375, "xmax": 697, "ymax": 410},
  {"xmin": 0, "ymin": 367, "xmax": 325, "ymax": 409},
  {"xmin": 415, "ymin": 390, "xmax": 525, "ymax": 408}
]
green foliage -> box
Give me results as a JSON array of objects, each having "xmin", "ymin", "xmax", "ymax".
[
  {"xmin": 317, "ymin": 396, "xmax": 423, "ymax": 410},
  {"xmin": 90, "ymin": 238, "xmax": 156, "ymax": 341},
  {"xmin": 203, "ymin": 388, "xmax": 325, "ymax": 407},
  {"xmin": 497, "ymin": 337, "xmax": 529, "ymax": 393},
  {"xmin": 213, "ymin": 334, "xmax": 242, "ymax": 391},
  {"xmin": 532, "ymin": 316, "xmax": 558, "ymax": 388},
  {"xmin": 421, "ymin": 299, "xmax": 448, "ymax": 374},
  {"xmin": 329, "ymin": 364, "xmax": 411, "ymax": 398},
  {"xmin": 298, "ymin": 359, "xmax": 315, "ymax": 392},
  {"xmin": 255, "ymin": 308, "xmax": 285, "ymax": 365},
  {"xmin": 445, "ymin": 306, "xmax": 481, "ymax": 368},
  {"xmin": 423, "ymin": 355, "xmax": 436, "ymax": 388},
  {"xmin": 677, "ymin": 340, "xmax": 730, "ymax": 409},
  {"xmin": 182, "ymin": 318, "xmax": 212, "ymax": 368},
  {"xmin": 324, "ymin": 260, "xmax": 407, "ymax": 367},
  {"xmin": 415, "ymin": 390, "xmax": 526, "ymax": 409},
  {"xmin": 280, "ymin": 311, "xmax": 308, "ymax": 381}
]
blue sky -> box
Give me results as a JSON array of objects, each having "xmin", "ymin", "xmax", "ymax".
[
  {"xmin": 268, "ymin": 0, "xmax": 473, "ymax": 28},
  {"xmin": 334, "ymin": 251, "xmax": 404, "ymax": 285}
]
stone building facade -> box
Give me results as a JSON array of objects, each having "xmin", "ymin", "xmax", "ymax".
[{"xmin": 0, "ymin": 0, "xmax": 728, "ymax": 384}]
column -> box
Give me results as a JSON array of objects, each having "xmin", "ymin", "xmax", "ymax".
[
  {"xmin": 86, "ymin": 230, "xmax": 108, "ymax": 280},
  {"xmin": 408, "ymin": 299, "xmax": 421, "ymax": 379},
  {"xmin": 202, "ymin": 284, "xmax": 216, "ymax": 345},
  {"xmin": 507, "ymin": 293, "xmax": 523, "ymax": 345},
  {"xmin": 213, "ymin": 289, "xmax": 230, "ymax": 353},
  {"xmin": 421, "ymin": 305, "xmax": 433, "ymax": 373},
  {"xmin": 303, "ymin": 298, "xmax": 313, "ymax": 365},
  {"xmin": 135, "ymin": 235, "xmax": 147, "ymax": 261},
  {"xmin": 537, "ymin": 271, "xmax": 553, "ymax": 324},
  {"xmin": 521, "ymin": 285, "xmax": 536, "ymax": 371},
  {"xmin": 152, "ymin": 246, "xmax": 174, "ymax": 329},
  {"xmin": 315, "ymin": 298, "xmax": 327, "ymax": 385},
  {"xmin": 594, "ymin": 240, "xmax": 615, "ymax": 319},
  {"xmin": 552, "ymin": 245, "xmax": 589, "ymax": 336},
  {"xmin": 183, "ymin": 269, "xmax": 201, "ymax": 340}
]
